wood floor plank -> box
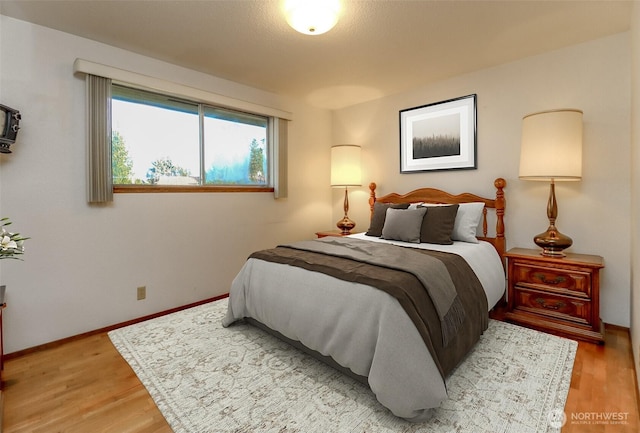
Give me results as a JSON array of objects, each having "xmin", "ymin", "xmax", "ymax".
[{"xmin": 1, "ymin": 324, "xmax": 638, "ymax": 432}]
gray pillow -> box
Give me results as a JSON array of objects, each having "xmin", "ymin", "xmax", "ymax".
[
  {"xmin": 365, "ymin": 202, "xmax": 410, "ymax": 237},
  {"xmin": 381, "ymin": 207, "xmax": 427, "ymax": 243},
  {"xmin": 418, "ymin": 204, "xmax": 459, "ymax": 244}
]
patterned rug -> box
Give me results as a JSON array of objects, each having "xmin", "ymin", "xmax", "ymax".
[{"xmin": 109, "ymin": 298, "xmax": 576, "ymax": 433}]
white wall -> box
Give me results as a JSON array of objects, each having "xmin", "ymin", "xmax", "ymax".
[
  {"xmin": 630, "ymin": 1, "xmax": 640, "ymax": 390},
  {"xmin": 0, "ymin": 16, "xmax": 334, "ymax": 353},
  {"xmin": 333, "ymin": 33, "xmax": 631, "ymax": 327}
]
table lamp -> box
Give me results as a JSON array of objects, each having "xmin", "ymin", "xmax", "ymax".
[
  {"xmin": 519, "ymin": 109, "xmax": 583, "ymax": 257},
  {"xmin": 331, "ymin": 144, "xmax": 361, "ymax": 234}
]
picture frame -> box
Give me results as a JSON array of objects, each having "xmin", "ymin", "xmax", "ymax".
[{"xmin": 400, "ymin": 94, "xmax": 477, "ymax": 173}]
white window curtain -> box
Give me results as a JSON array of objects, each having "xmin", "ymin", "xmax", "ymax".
[{"xmin": 86, "ymin": 74, "xmax": 113, "ymax": 203}]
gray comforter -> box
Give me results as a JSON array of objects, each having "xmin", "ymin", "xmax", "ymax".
[
  {"xmin": 222, "ymin": 238, "xmax": 489, "ymax": 421},
  {"xmin": 279, "ymin": 237, "xmax": 468, "ymax": 348}
]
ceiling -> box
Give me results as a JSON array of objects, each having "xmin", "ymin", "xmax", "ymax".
[{"xmin": 0, "ymin": 0, "xmax": 633, "ymax": 110}]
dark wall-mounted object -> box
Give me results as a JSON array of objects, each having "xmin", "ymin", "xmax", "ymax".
[{"xmin": 0, "ymin": 104, "xmax": 21, "ymax": 154}]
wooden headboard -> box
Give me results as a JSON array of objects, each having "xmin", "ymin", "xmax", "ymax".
[{"xmin": 369, "ymin": 178, "xmax": 507, "ymax": 261}]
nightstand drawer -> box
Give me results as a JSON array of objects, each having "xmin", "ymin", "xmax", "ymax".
[
  {"xmin": 512, "ymin": 263, "xmax": 592, "ymax": 298},
  {"xmin": 512, "ymin": 288, "xmax": 591, "ymax": 326}
]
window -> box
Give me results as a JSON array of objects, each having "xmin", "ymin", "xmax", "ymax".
[{"xmin": 111, "ymin": 85, "xmax": 270, "ymax": 189}]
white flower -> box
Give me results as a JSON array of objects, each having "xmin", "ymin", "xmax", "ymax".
[
  {"xmin": 0, "ymin": 235, "xmax": 17, "ymax": 251},
  {"xmin": 0, "ymin": 217, "xmax": 28, "ymax": 260}
]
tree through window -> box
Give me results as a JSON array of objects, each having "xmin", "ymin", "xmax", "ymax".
[{"xmin": 111, "ymin": 85, "xmax": 269, "ymax": 188}]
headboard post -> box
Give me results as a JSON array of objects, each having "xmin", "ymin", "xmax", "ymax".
[
  {"xmin": 369, "ymin": 182, "xmax": 378, "ymax": 219},
  {"xmin": 494, "ymin": 177, "xmax": 506, "ymax": 258}
]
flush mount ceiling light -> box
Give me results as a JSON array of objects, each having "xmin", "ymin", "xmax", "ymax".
[{"xmin": 284, "ymin": 0, "xmax": 342, "ymax": 35}]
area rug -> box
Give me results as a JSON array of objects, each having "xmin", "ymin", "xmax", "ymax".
[{"xmin": 109, "ymin": 298, "xmax": 577, "ymax": 433}]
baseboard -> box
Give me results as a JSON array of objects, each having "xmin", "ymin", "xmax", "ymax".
[{"xmin": 4, "ymin": 293, "xmax": 229, "ymax": 361}]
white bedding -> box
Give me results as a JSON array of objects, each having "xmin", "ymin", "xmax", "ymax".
[{"xmin": 223, "ymin": 236, "xmax": 505, "ymax": 421}]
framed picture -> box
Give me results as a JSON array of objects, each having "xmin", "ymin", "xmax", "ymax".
[{"xmin": 400, "ymin": 94, "xmax": 477, "ymax": 173}]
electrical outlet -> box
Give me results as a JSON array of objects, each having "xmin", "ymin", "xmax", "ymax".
[{"xmin": 137, "ymin": 286, "xmax": 146, "ymax": 300}]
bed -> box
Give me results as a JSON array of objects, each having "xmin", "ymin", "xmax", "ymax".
[{"xmin": 223, "ymin": 178, "xmax": 507, "ymax": 422}]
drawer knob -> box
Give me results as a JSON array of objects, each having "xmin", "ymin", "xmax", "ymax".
[
  {"xmin": 533, "ymin": 273, "xmax": 566, "ymax": 285},
  {"xmin": 535, "ymin": 298, "xmax": 566, "ymax": 310}
]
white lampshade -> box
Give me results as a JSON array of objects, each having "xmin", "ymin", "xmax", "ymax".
[
  {"xmin": 284, "ymin": 0, "xmax": 341, "ymax": 35},
  {"xmin": 519, "ymin": 109, "xmax": 583, "ymax": 181},
  {"xmin": 331, "ymin": 145, "xmax": 361, "ymax": 187}
]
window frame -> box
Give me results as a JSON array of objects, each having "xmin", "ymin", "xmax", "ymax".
[
  {"xmin": 111, "ymin": 84, "xmax": 274, "ymax": 193},
  {"xmin": 77, "ymin": 58, "xmax": 290, "ymax": 202}
]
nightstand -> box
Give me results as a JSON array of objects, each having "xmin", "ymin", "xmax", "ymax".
[
  {"xmin": 315, "ymin": 230, "xmax": 350, "ymax": 238},
  {"xmin": 504, "ymin": 247, "xmax": 605, "ymax": 344}
]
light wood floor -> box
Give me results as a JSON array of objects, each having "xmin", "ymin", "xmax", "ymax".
[
  {"xmin": 563, "ymin": 326, "xmax": 639, "ymax": 432},
  {"xmin": 1, "ymin": 324, "xmax": 638, "ymax": 432}
]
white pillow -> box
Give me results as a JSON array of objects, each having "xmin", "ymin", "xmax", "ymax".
[
  {"xmin": 451, "ymin": 202, "xmax": 485, "ymax": 243},
  {"xmin": 421, "ymin": 202, "xmax": 485, "ymax": 243}
]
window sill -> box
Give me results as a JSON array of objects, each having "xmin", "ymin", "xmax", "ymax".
[{"xmin": 114, "ymin": 185, "xmax": 275, "ymax": 193}]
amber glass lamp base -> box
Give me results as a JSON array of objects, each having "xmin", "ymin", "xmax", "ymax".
[
  {"xmin": 336, "ymin": 216, "xmax": 355, "ymax": 235},
  {"xmin": 336, "ymin": 186, "xmax": 356, "ymax": 235},
  {"xmin": 533, "ymin": 180, "xmax": 574, "ymax": 257},
  {"xmin": 534, "ymin": 225, "xmax": 573, "ymax": 257}
]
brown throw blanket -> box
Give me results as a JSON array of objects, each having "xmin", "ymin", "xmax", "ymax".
[
  {"xmin": 283, "ymin": 237, "xmax": 464, "ymax": 346},
  {"xmin": 249, "ymin": 238, "xmax": 488, "ymax": 378}
]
